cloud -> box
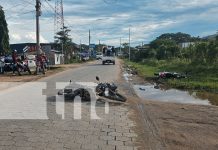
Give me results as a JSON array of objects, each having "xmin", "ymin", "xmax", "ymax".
[
  {"xmin": 1, "ymin": 0, "xmax": 218, "ymax": 46},
  {"xmin": 143, "ymin": 0, "xmax": 218, "ymax": 12},
  {"xmin": 11, "ymin": 34, "xmax": 21, "ymax": 41},
  {"xmin": 10, "ymin": 32, "xmax": 48, "ymax": 44}
]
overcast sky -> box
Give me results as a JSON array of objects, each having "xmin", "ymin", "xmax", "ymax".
[{"xmin": 1, "ymin": 0, "xmax": 218, "ymax": 46}]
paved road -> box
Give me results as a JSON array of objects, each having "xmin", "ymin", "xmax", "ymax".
[{"xmin": 0, "ymin": 60, "xmax": 139, "ymax": 150}]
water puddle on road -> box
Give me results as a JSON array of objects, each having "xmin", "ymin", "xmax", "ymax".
[
  {"xmin": 133, "ymin": 84, "xmax": 213, "ymax": 106},
  {"xmin": 122, "ymin": 70, "xmax": 218, "ymax": 106}
]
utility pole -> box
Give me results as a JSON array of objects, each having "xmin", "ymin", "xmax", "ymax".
[
  {"xmin": 80, "ymin": 39, "xmax": 82, "ymax": 52},
  {"xmin": 99, "ymin": 40, "xmax": 101, "ymax": 52},
  {"xmin": 36, "ymin": 0, "xmax": 41, "ymax": 55},
  {"xmin": 120, "ymin": 37, "xmax": 121, "ymax": 54},
  {"xmin": 89, "ymin": 29, "xmax": 91, "ymax": 46},
  {"xmin": 61, "ymin": 0, "xmax": 64, "ymax": 64},
  {"xmin": 61, "ymin": 0, "xmax": 64, "ymax": 63},
  {"xmin": 129, "ymin": 28, "xmax": 131, "ymax": 61}
]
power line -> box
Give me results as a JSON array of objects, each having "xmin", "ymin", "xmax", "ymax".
[
  {"xmin": 41, "ymin": 2, "xmax": 53, "ymax": 15},
  {"xmin": 44, "ymin": 0, "xmax": 56, "ymax": 13},
  {"xmin": 4, "ymin": 0, "xmax": 35, "ymax": 20},
  {"xmin": 4, "ymin": 0, "xmax": 35, "ymax": 11},
  {"xmin": 4, "ymin": 3, "xmax": 25, "ymax": 11},
  {"xmin": 6, "ymin": 10, "xmax": 35, "ymax": 20}
]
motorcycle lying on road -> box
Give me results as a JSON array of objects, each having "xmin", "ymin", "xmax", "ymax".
[
  {"xmin": 58, "ymin": 76, "xmax": 127, "ymax": 102},
  {"xmin": 95, "ymin": 76, "xmax": 126, "ymax": 102}
]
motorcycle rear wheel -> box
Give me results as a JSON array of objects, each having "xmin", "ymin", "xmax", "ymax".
[
  {"xmin": 17, "ymin": 67, "xmax": 22, "ymax": 76},
  {"xmin": 27, "ymin": 68, "xmax": 31, "ymax": 75},
  {"xmin": 106, "ymin": 93, "xmax": 127, "ymax": 102}
]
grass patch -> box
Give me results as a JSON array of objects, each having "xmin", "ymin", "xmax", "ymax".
[
  {"xmin": 125, "ymin": 60, "xmax": 158, "ymax": 77},
  {"xmin": 124, "ymin": 59, "xmax": 218, "ymax": 93}
]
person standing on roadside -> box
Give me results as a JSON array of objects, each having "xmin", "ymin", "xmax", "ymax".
[
  {"xmin": 41, "ymin": 52, "xmax": 48, "ymax": 69},
  {"xmin": 102, "ymin": 46, "xmax": 106, "ymax": 56},
  {"xmin": 12, "ymin": 50, "xmax": 18, "ymax": 74}
]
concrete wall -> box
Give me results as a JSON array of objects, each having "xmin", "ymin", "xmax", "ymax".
[{"xmin": 47, "ymin": 52, "xmax": 63, "ymax": 65}]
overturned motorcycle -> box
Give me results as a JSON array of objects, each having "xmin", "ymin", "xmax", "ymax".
[{"xmin": 58, "ymin": 76, "xmax": 127, "ymax": 102}]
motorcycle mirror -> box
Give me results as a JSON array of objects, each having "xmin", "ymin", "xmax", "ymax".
[{"xmin": 96, "ymin": 76, "xmax": 100, "ymax": 81}]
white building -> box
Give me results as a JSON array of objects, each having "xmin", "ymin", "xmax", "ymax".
[{"xmin": 180, "ymin": 42, "xmax": 195, "ymax": 48}]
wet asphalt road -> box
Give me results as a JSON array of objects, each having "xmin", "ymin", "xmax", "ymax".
[
  {"xmin": 41, "ymin": 60, "xmax": 120, "ymax": 83},
  {"xmin": 39, "ymin": 60, "xmax": 121, "ymax": 98}
]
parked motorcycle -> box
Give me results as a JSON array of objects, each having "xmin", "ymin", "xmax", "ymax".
[
  {"xmin": 35, "ymin": 55, "xmax": 46, "ymax": 75},
  {"xmin": 16, "ymin": 59, "xmax": 31, "ymax": 76},
  {"xmin": 35, "ymin": 60, "xmax": 45, "ymax": 75},
  {"xmin": 3, "ymin": 56, "xmax": 13, "ymax": 72}
]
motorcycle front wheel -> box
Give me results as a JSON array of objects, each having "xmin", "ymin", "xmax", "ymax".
[
  {"xmin": 27, "ymin": 67, "xmax": 31, "ymax": 75},
  {"xmin": 17, "ymin": 67, "xmax": 22, "ymax": 76}
]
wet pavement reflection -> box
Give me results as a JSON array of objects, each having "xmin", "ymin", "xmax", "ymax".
[{"xmin": 133, "ymin": 84, "xmax": 212, "ymax": 106}]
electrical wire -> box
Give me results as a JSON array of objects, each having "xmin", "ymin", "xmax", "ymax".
[
  {"xmin": 6, "ymin": 10, "xmax": 35, "ymax": 20},
  {"xmin": 44, "ymin": 0, "xmax": 56, "ymax": 12},
  {"xmin": 4, "ymin": 0, "xmax": 34, "ymax": 11},
  {"xmin": 4, "ymin": 0, "xmax": 35, "ymax": 20},
  {"xmin": 41, "ymin": 2, "xmax": 53, "ymax": 15}
]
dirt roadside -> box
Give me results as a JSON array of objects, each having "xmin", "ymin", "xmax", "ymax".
[
  {"xmin": 118, "ymin": 60, "xmax": 218, "ymax": 150},
  {"xmin": 0, "ymin": 62, "xmax": 91, "ymax": 90}
]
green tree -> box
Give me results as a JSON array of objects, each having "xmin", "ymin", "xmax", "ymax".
[
  {"xmin": 150, "ymin": 39, "xmax": 179, "ymax": 60},
  {"xmin": 54, "ymin": 26, "xmax": 72, "ymax": 63},
  {"xmin": 121, "ymin": 42, "xmax": 129, "ymax": 57},
  {"xmin": 147, "ymin": 48, "xmax": 157, "ymax": 58},
  {"xmin": 181, "ymin": 45, "xmax": 195, "ymax": 62},
  {"xmin": 0, "ymin": 6, "xmax": 10, "ymax": 55},
  {"xmin": 206, "ymin": 41, "xmax": 218, "ymax": 64},
  {"xmin": 194, "ymin": 42, "xmax": 208, "ymax": 63},
  {"xmin": 156, "ymin": 32, "xmax": 200, "ymax": 44}
]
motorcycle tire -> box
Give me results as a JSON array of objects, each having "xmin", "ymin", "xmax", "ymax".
[
  {"xmin": 35, "ymin": 66, "xmax": 40, "ymax": 75},
  {"xmin": 42, "ymin": 67, "xmax": 45, "ymax": 74},
  {"xmin": 17, "ymin": 67, "xmax": 22, "ymax": 76},
  {"xmin": 40, "ymin": 64, "xmax": 45, "ymax": 74},
  {"xmin": 74, "ymin": 88, "xmax": 91, "ymax": 101},
  {"xmin": 106, "ymin": 93, "xmax": 127, "ymax": 102},
  {"xmin": 27, "ymin": 68, "xmax": 31, "ymax": 75}
]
